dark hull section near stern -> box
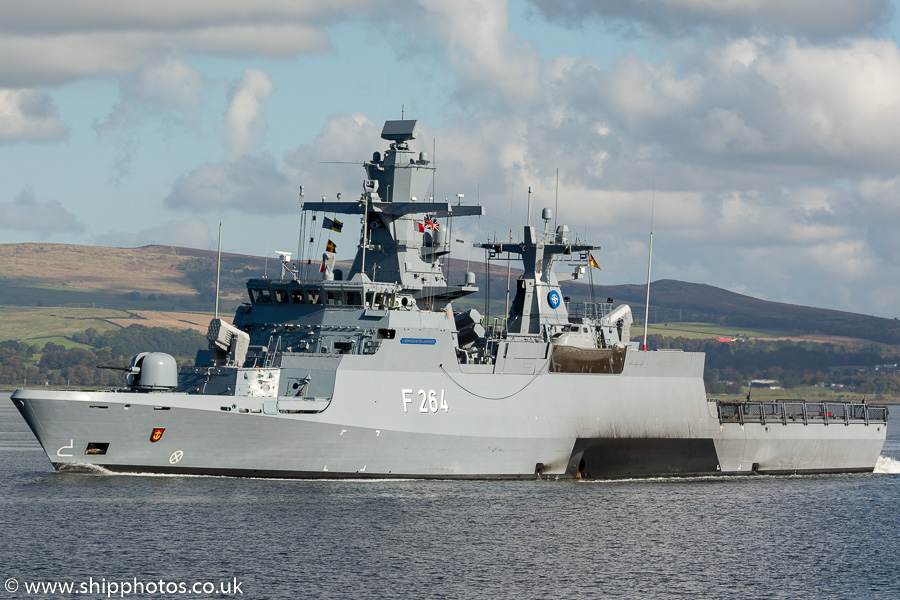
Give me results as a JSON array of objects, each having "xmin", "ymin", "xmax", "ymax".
[{"xmin": 568, "ymin": 437, "xmax": 721, "ymax": 479}]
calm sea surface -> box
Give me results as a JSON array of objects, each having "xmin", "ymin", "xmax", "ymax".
[{"xmin": 2, "ymin": 393, "xmax": 899, "ymax": 600}]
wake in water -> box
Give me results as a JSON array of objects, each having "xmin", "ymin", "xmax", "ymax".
[
  {"xmin": 875, "ymin": 455, "xmax": 900, "ymax": 474},
  {"xmin": 56, "ymin": 462, "xmax": 115, "ymax": 475}
]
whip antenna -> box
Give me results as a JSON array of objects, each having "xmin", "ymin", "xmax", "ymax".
[
  {"xmin": 642, "ymin": 186, "xmax": 655, "ymax": 351},
  {"xmin": 214, "ymin": 169, "xmax": 224, "ymax": 319}
]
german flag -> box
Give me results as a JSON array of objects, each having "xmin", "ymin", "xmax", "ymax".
[{"xmin": 589, "ymin": 253, "xmax": 600, "ymax": 269}]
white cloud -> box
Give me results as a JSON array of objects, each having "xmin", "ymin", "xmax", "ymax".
[
  {"xmin": 161, "ymin": 69, "xmax": 298, "ymax": 216},
  {"xmin": 0, "ymin": 89, "xmax": 68, "ymax": 143},
  {"xmin": 422, "ymin": 0, "xmax": 543, "ymax": 103},
  {"xmin": 368, "ymin": 1, "xmax": 543, "ymax": 107},
  {"xmin": 0, "ymin": 1, "xmax": 371, "ymax": 87},
  {"xmin": 131, "ymin": 57, "xmax": 205, "ymax": 112},
  {"xmin": 94, "ymin": 57, "xmax": 205, "ymax": 180},
  {"xmin": 284, "ymin": 112, "xmax": 385, "ymax": 202},
  {"xmin": 750, "ymin": 38, "xmax": 900, "ymax": 165},
  {"xmin": 225, "ymin": 69, "xmax": 274, "ymax": 158},
  {"xmin": 695, "ymin": 108, "xmax": 767, "ymax": 154},
  {"xmin": 858, "ymin": 175, "xmax": 900, "ymax": 218},
  {"xmin": 808, "ymin": 239, "xmax": 876, "ymax": 280},
  {"xmin": 418, "ymin": 32, "xmax": 900, "ymax": 202},
  {"xmin": 0, "ymin": 0, "xmax": 364, "ymax": 33},
  {"xmin": 164, "ymin": 153, "xmax": 294, "ymax": 214},
  {"xmin": 525, "ymin": 0, "xmax": 891, "ymax": 38},
  {"xmin": 526, "ymin": 36, "xmax": 900, "ymax": 183},
  {"xmin": 0, "ymin": 187, "xmax": 84, "ymax": 233}
]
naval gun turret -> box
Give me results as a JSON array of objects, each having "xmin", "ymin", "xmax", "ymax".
[{"xmin": 126, "ymin": 352, "xmax": 178, "ymax": 391}]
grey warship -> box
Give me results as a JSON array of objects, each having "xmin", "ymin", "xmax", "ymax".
[{"xmin": 11, "ymin": 118, "xmax": 889, "ymax": 479}]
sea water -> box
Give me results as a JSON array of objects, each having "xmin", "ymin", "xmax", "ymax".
[{"xmin": 2, "ymin": 393, "xmax": 898, "ymax": 599}]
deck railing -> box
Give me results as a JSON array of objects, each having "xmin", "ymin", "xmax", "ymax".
[
  {"xmin": 567, "ymin": 302, "xmax": 614, "ymax": 321},
  {"xmin": 715, "ymin": 400, "xmax": 888, "ymax": 426}
]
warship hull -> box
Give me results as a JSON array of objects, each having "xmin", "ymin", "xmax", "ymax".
[
  {"xmin": 9, "ymin": 116, "xmax": 888, "ymax": 479},
  {"xmin": 12, "ymin": 349, "xmax": 886, "ymax": 479}
]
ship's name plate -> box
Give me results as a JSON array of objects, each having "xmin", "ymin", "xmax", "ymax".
[{"xmin": 400, "ymin": 338, "xmax": 436, "ymax": 345}]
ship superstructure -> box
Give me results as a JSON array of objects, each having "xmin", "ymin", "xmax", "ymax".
[{"xmin": 11, "ymin": 118, "xmax": 888, "ymax": 479}]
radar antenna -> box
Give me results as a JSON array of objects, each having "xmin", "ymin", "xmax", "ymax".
[{"xmin": 274, "ymin": 251, "xmax": 294, "ymax": 280}]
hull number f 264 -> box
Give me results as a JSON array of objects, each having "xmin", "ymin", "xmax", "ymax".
[{"xmin": 402, "ymin": 389, "xmax": 449, "ymax": 413}]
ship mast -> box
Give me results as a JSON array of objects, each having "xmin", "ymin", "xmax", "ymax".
[
  {"xmin": 301, "ymin": 118, "xmax": 483, "ymax": 302},
  {"xmin": 360, "ymin": 187, "xmax": 369, "ymax": 275}
]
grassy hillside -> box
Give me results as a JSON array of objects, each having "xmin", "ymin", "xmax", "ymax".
[
  {"xmin": 0, "ymin": 243, "xmax": 261, "ymax": 312},
  {"xmin": 0, "ymin": 306, "xmax": 221, "ymax": 348},
  {"xmin": 0, "ymin": 306, "xmax": 129, "ymax": 347},
  {"xmin": 2, "ymin": 242, "xmax": 899, "ymax": 346}
]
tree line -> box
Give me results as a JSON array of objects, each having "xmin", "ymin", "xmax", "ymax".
[
  {"xmin": 0, "ymin": 325, "xmax": 205, "ymax": 388},
  {"xmin": 2, "ymin": 326, "xmax": 899, "ymax": 395},
  {"xmin": 647, "ymin": 335, "xmax": 900, "ymax": 396}
]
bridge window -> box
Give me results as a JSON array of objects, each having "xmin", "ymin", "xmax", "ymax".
[
  {"xmin": 249, "ymin": 289, "xmax": 272, "ymax": 304},
  {"xmin": 290, "ymin": 289, "xmax": 305, "ymax": 304},
  {"xmin": 326, "ymin": 290, "xmax": 343, "ymax": 305},
  {"xmin": 307, "ymin": 289, "xmax": 322, "ymax": 305},
  {"xmin": 346, "ymin": 290, "xmax": 363, "ymax": 306},
  {"xmin": 273, "ymin": 288, "xmax": 289, "ymax": 303}
]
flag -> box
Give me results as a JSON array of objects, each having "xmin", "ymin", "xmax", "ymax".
[
  {"xmin": 322, "ymin": 217, "xmax": 343, "ymax": 232},
  {"xmin": 326, "ymin": 239, "xmax": 336, "ymax": 253},
  {"xmin": 319, "ymin": 252, "xmax": 336, "ymax": 279},
  {"xmin": 589, "ymin": 253, "xmax": 600, "ymax": 269},
  {"xmin": 417, "ymin": 219, "xmax": 439, "ymax": 232}
]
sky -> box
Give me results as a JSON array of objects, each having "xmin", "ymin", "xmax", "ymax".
[{"xmin": 2, "ymin": 0, "xmax": 900, "ymax": 319}]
